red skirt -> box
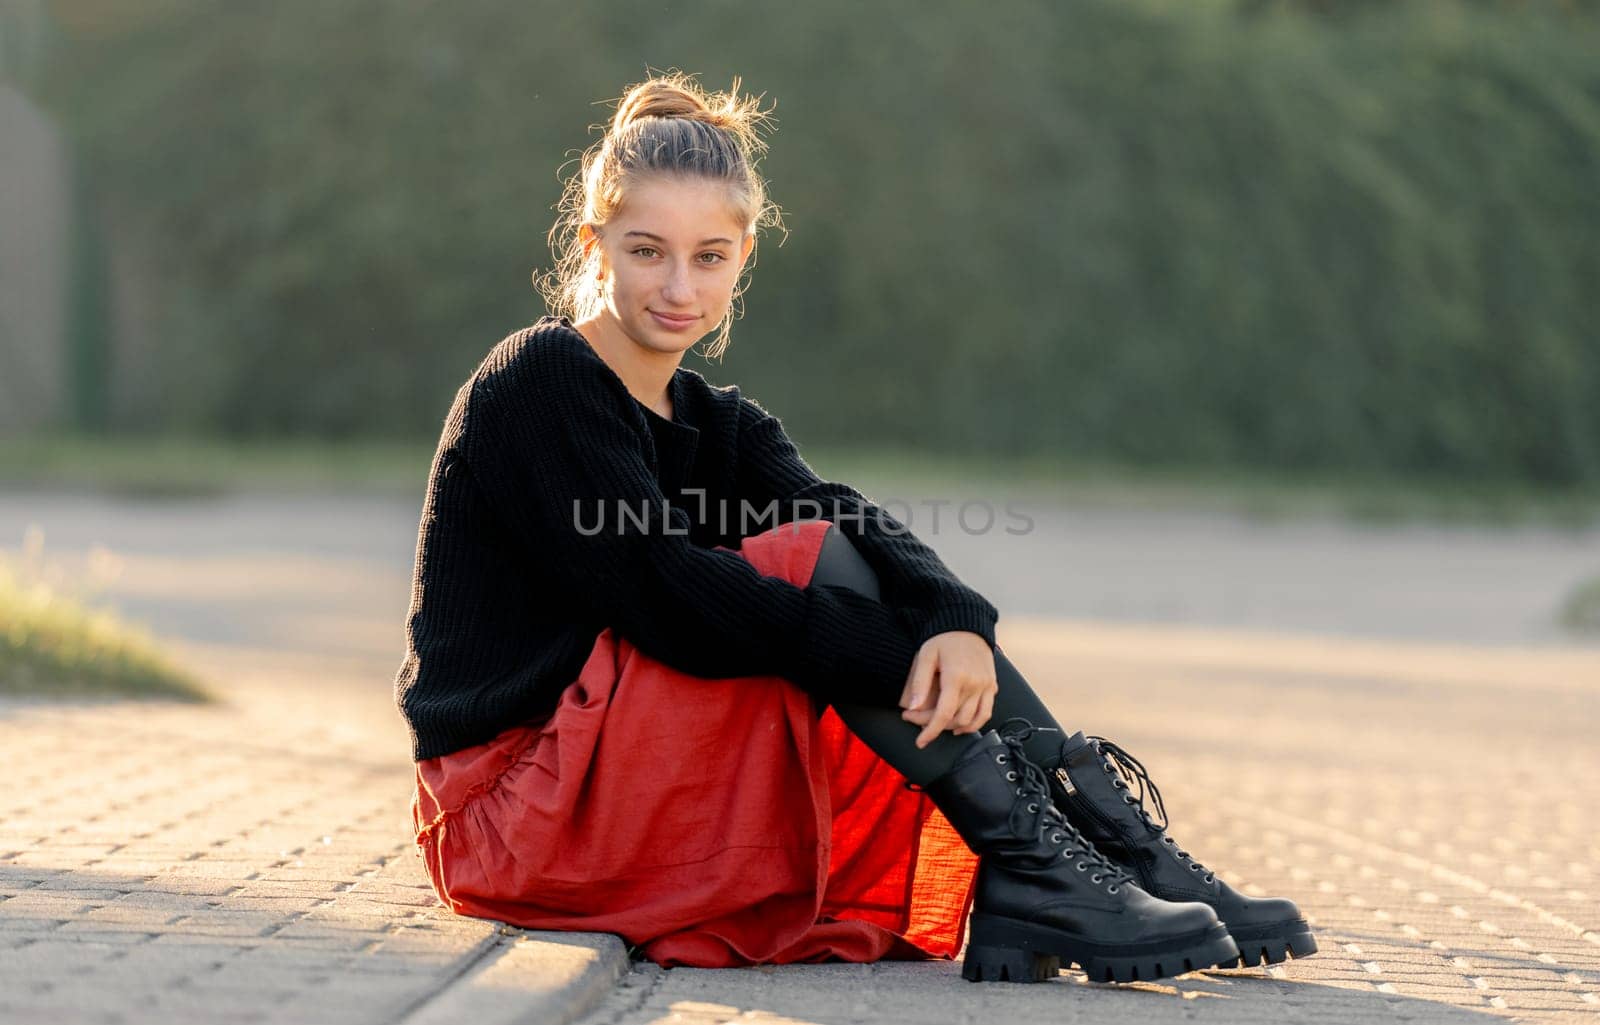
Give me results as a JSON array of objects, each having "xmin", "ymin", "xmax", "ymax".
[{"xmin": 409, "ymin": 519, "xmax": 979, "ymax": 968}]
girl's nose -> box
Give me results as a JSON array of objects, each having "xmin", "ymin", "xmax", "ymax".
[{"xmin": 661, "ymin": 262, "xmax": 694, "ymax": 303}]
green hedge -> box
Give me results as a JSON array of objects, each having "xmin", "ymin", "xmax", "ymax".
[{"xmin": 34, "ymin": 0, "xmax": 1600, "ymax": 483}]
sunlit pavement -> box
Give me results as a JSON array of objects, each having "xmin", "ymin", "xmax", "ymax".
[{"xmin": 1, "ymin": 489, "xmax": 1597, "ymax": 1023}]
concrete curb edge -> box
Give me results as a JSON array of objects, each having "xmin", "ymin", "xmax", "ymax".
[{"xmin": 398, "ymin": 927, "xmax": 629, "ymax": 1025}]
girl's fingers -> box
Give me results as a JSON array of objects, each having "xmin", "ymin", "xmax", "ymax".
[
  {"xmin": 902, "ymin": 679, "xmax": 939, "ymax": 725},
  {"xmin": 902, "ymin": 651, "xmax": 938, "ymax": 712},
  {"xmin": 951, "ymin": 692, "xmax": 982, "ymax": 734},
  {"xmin": 974, "ymin": 687, "xmax": 996, "ymax": 734},
  {"xmin": 898, "ymin": 651, "xmax": 922, "ymax": 708},
  {"xmin": 916, "ymin": 679, "xmax": 966, "ymax": 748}
]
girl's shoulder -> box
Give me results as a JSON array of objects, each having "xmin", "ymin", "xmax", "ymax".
[
  {"xmin": 730, "ymin": 391, "xmax": 787, "ymax": 433},
  {"xmin": 465, "ymin": 316, "xmax": 634, "ymax": 418},
  {"xmin": 477, "ymin": 315, "xmax": 603, "ymax": 384}
]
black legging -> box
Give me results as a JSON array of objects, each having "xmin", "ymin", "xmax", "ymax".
[{"xmin": 812, "ymin": 522, "xmax": 1068, "ymax": 785}]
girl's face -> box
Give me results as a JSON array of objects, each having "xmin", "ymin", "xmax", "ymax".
[{"xmin": 584, "ymin": 176, "xmax": 756, "ymax": 355}]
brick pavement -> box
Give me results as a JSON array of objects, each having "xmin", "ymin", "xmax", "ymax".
[
  {"xmin": 0, "ymin": 644, "xmax": 504, "ymax": 1025},
  {"xmin": 2, "ymin": 518, "xmax": 1597, "ymax": 1024}
]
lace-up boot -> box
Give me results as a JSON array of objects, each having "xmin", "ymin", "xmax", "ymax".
[
  {"xmin": 922, "ymin": 721, "xmax": 1240, "ymax": 983},
  {"xmin": 1049, "ymin": 732, "xmax": 1318, "ymax": 966}
]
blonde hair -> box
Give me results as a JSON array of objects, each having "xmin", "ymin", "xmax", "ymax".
[{"xmin": 536, "ymin": 69, "xmax": 786, "ymax": 360}]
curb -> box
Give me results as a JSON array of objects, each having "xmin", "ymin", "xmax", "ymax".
[{"xmin": 399, "ymin": 927, "xmax": 630, "ymax": 1025}]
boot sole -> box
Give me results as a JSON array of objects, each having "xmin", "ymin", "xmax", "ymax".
[
  {"xmin": 962, "ymin": 913, "xmax": 1241, "ymax": 984},
  {"xmin": 1226, "ymin": 919, "xmax": 1318, "ymax": 966}
]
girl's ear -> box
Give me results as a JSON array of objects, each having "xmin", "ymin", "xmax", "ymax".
[
  {"xmin": 740, "ymin": 232, "xmax": 756, "ymax": 266},
  {"xmin": 579, "ymin": 224, "xmax": 607, "ymax": 276}
]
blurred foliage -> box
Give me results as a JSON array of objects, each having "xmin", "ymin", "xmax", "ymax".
[{"xmin": 26, "ymin": 0, "xmax": 1600, "ymax": 484}]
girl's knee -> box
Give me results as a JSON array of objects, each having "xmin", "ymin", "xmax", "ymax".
[{"xmin": 810, "ymin": 523, "xmax": 882, "ymax": 600}]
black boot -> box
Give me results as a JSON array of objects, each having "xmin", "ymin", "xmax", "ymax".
[
  {"xmin": 1048, "ymin": 732, "xmax": 1318, "ymax": 967},
  {"xmin": 922, "ymin": 721, "xmax": 1240, "ymax": 984}
]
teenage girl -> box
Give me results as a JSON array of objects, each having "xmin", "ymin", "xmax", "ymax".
[{"xmin": 397, "ymin": 71, "xmax": 1315, "ymax": 985}]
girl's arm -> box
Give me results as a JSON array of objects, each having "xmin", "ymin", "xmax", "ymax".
[
  {"xmin": 731, "ymin": 400, "xmax": 999, "ymax": 651},
  {"xmin": 461, "ymin": 337, "xmax": 925, "ymax": 707}
]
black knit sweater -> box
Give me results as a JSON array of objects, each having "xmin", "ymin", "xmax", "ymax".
[{"xmin": 394, "ymin": 316, "xmax": 999, "ymax": 761}]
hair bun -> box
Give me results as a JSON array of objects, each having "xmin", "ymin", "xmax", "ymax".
[
  {"xmin": 611, "ymin": 78, "xmax": 706, "ymax": 134},
  {"xmin": 608, "ymin": 70, "xmax": 773, "ymax": 158}
]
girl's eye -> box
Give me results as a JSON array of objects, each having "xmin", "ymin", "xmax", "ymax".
[{"xmin": 630, "ymin": 247, "xmax": 725, "ymax": 263}]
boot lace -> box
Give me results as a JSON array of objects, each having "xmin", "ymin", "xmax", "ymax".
[
  {"xmin": 1088, "ymin": 735, "xmax": 1214, "ymax": 884},
  {"xmin": 994, "ymin": 719, "xmax": 1135, "ymax": 894}
]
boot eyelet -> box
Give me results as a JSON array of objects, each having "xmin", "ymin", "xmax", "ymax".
[
  {"xmin": 996, "ymin": 754, "xmax": 1008, "ymax": 763},
  {"xmin": 1027, "ymin": 803, "xmax": 1038, "ymax": 813},
  {"xmin": 1090, "ymin": 874, "xmax": 1103, "ymax": 883},
  {"xmin": 1107, "ymin": 884, "xmax": 1120, "ymax": 893},
  {"xmin": 1075, "ymin": 862, "xmax": 1088, "ymax": 872},
  {"xmin": 1190, "ymin": 864, "xmax": 1202, "ymax": 872},
  {"xmin": 1051, "ymin": 833, "xmax": 1063, "ymax": 843},
  {"xmin": 1006, "ymin": 771, "xmax": 1018, "ymax": 781}
]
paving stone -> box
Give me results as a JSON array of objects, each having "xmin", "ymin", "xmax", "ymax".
[{"xmin": 6, "ymin": 561, "xmax": 1598, "ymax": 1025}]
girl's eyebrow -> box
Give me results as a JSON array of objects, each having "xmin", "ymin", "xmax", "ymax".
[{"xmin": 624, "ymin": 230, "xmax": 735, "ymax": 246}]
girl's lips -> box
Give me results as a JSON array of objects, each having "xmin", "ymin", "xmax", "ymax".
[{"xmin": 649, "ymin": 310, "xmax": 699, "ymax": 330}]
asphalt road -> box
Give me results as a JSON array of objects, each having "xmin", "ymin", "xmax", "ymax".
[{"xmin": 2, "ymin": 488, "xmax": 1596, "ymax": 669}]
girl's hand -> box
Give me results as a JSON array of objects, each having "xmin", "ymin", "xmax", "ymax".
[{"xmin": 898, "ymin": 631, "xmax": 998, "ymax": 749}]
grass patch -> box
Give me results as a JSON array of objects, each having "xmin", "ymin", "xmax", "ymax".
[
  {"xmin": 1559, "ymin": 576, "xmax": 1600, "ymax": 636},
  {"xmin": 0, "ymin": 542, "xmax": 210, "ymax": 701},
  {"xmin": 0, "ymin": 433, "xmax": 435, "ymax": 499},
  {"xmin": 803, "ymin": 447, "xmax": 1600, "ymax": 530},
  {"xmin": 2, "ymin": 432, "xmax": 1597, "ymax": 528}
]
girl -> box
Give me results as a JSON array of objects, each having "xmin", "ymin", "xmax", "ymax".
[{"xmin": 396, "ymin": 71, "xmax": 1315, "ymax": 985}]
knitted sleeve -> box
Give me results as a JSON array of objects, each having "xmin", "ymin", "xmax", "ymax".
[
  {"xmin": 732, "ymin": 400, "xmax": 999, "ymax": 651},
  {"xmin": 460, "ymin": 336, "xmax": 925, "ymax": 706}
]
